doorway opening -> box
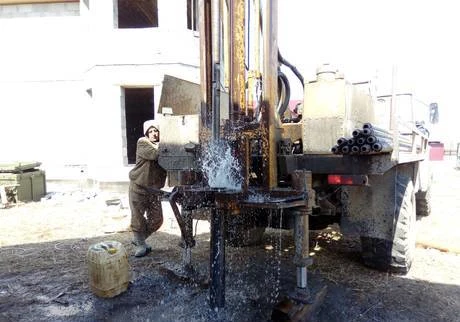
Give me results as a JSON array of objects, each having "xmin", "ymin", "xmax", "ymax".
[
  {"xmin": 117, "ymin": 0, "xmax": 158, "ymax": 29},
  {"xmin": 124, "ymin": 87, "xmax": 155, "ymax": 164}
]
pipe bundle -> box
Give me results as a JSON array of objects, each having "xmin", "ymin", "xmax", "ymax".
[{"xmin": 331, "ymin": 123, "xmax": 405, "ymax": 155}]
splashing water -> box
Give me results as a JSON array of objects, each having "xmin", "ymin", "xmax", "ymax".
[{"xmin": 201, "ymin": 140, "xmax": 243, "ymax": 190}]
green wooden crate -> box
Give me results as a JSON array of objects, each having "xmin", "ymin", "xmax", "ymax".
[{"xmin": 0, "ymin": 170, "xmax": 46, "ymax": 202}]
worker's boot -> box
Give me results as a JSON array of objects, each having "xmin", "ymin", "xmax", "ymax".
[
  {"xmin": 132, "ymin": 233, "xmax": 152, "ymax": 251},
  {"xmin": 132, "ymin": 232, "xmax": 151, "ymax": 257}
]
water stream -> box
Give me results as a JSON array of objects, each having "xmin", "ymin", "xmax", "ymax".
[{"xmin": 200, "ymin": 140, "xmax": 242, "ymax": 190}]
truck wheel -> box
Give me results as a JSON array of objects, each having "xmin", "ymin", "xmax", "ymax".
[
  {"xmin": 361, "ymin": 175, "xmax": 416, "ymax": 274},
  {"xmin": 416, "ymin": 186, "xmax": 432, "ymax": 217}
]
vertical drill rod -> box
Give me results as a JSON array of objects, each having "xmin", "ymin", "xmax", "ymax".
[{"xmin": 210, "ymin": 208, "xmax": 225, "ymax": 308}]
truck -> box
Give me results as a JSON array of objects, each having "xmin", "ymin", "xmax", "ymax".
[{"xmin": 154, "ymin": 0, "xmax": 436, "ymax": 311}]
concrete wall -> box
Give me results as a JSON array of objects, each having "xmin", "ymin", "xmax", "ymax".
[
  {"xmin": 0, "ymin": 0, "xmax": 200, "ymax": 183},
  {"xmin": 0, "ymin": 6, "xmax": 87, "ymax": 177},
  {"xmin": 0, "ymin": 2, "xmax": 79, "ymax": 18}
]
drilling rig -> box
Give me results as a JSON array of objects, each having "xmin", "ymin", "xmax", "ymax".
[{"xmin": 156, "ymin": 0, "xmax": 435, "ymax": 315}]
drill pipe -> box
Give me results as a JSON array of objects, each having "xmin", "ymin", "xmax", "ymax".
[
  {"xmin": 366, "ymin": 135, "xmax": 377, "ymax": 144},
  {"xmin": 372, "ymin": 141, "xmax": 393, "ymax": 153},
  {"xmin": 352, "ymin": 129, "xmax": 363, "ymax": 137},
  {"xmin": 367, "ymin": 130, "xmax": 413, "ymax": 147},
  {"xmin": 336, "ymin": 137, "xmax": 347, "ymax": 146},
  {"xmin": 364, "ymin": 131, "xmax": 415, "ymax": 146},
  {"xmin": 332, "ymin": 138, "xmax": 349, "ymax": 154},
  {"xmin": 350, "ymin": 145, "xmax": 360, "ymax": 154},
  {"xmin": 332, "ymin": 121, "xmax": 416, "ymax": 154},
  {"xmin": 376, "ymin": 137, "xmax": 412, "ymax": 149},
  {"xmin": 360, "ymin": 144, "xmax": 371, "ymax": 153},
  {"xmin": 362, "ymin": 125, "xmax": 415, "ymax": 146},
  {"xmin": 363, "ymin": 123, "xmax": 392, "ymax": 135},
  {"xmin": 362, "ymin": 127, "xmax": 394, "ymax": 140},
  {"xmin": 356, "ymin": 136, "xmax": 366, "ymax": 145},
  {"xmin": 331, "ymin": 145, "xmax": 340, "ymax": 154}
]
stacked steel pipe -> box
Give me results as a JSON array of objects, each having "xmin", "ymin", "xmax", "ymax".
[{"xmin": 331, "ymin": 123, "xmax": 413, "ymax": 155}]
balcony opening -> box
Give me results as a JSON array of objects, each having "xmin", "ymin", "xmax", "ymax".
[
  {"xmin": 124, "ymin": 87, "xmax": 155, "ymax": 164},
  {"xmin": 118, "ymin": 0, "xmax": 158, "ymax": 29}
]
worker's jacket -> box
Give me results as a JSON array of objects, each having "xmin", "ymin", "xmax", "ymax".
[{"xmin": 129, "ymin": 137, "xmax": 167, "ymax": 195}]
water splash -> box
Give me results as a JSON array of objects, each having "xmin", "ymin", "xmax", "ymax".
[{"xmin": 201, "ymin": 140, "xmax": 242, "ymax": 190}]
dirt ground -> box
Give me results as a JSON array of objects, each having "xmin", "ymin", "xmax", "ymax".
[{"xmin": 1, "ymin": 158, "xmax": 459, "ymax": 322}]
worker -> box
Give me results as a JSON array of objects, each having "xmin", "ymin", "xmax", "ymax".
[{"xmin": 128, "ymin": 119, "xmax": 167, "ymax": 257}]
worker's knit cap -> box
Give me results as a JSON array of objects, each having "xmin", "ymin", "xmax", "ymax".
[{"xmin": 143, "ymin": 120, "xmax": 160, "ymax": 136}]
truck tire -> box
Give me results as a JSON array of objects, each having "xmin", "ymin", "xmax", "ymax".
[
  {"xmin": 416, "ymin": 186, "xmax": 432, "ymax": 217},
  {"xmin": 361, "ymin": 175, "xmax": 416, "ymax": 274}
]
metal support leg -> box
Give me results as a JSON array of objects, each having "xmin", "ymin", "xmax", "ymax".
[
  {"xmin": 183, "ymin": 210, "xmax": 193, "ymax": 271},
  {"xmin": 291, "ymin": 170, "xmax": 313, "ymax": 303},
  {"xmin": 210, "ymin": 208, "xmax": 225, "ymax": 308},
  {"xmin": 294, "ymin": 210, "xmax": 310, "ymax": 290}
]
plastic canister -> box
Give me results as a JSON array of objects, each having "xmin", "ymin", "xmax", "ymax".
[{"xmin": 87, "ymin": 240, "xmax": 130, "ymax": 298}]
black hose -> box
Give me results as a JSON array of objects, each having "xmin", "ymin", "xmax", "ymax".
[
  {"xmin": 277, "ymin": 70, "xmax": 291, "ymax": 117},
  {"xmin": 278, "ymin": 51, "xmax": 304, "ymax": 88}
]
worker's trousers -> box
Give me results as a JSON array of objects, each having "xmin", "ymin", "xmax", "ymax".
[{"xmin": 129, "ymin": 187, "xmax": 163, "ymax": 239}]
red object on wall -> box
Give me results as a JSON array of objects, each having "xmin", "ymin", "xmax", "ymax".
[{"xmin": 429, "ymin": 142, "xmax": 444, "ymax": 161}]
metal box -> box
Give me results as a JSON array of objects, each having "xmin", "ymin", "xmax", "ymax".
[
  {"xmin": 302, "ymin": 65, "xmax": 376, "ymax": 154},
  {"xmin": 0, "ymin": 166, "xmax": 46, "ymax": 202},
  {"xmin": 428, "ymin": 142, "xmax": 444, "ymax": 161}
]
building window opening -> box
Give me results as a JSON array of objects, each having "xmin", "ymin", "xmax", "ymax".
[
  {"xmin": 187, "ymin": 0, "xmax": 198, "ymax": 31},
  {"xmin": 124, "ymin": 88, "xmax": 155, "ymax": 164},
  {"xmin": 118, "ymin": 0, "xmax": 158, "ymax": 28}
]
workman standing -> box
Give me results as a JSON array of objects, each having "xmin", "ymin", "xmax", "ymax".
[{"xmin": 128, "ymin": 120, "xmax": 167, "ymax": 257}]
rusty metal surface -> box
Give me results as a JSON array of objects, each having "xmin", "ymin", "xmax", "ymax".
[
  {"xmin": 291, "ymin": 170, "xmax": 312, "ymax": 192},
  {"xmin": 158, "ymin": 75, "xmax": 201, "ymax": 115},
  {"xmin": 199, "ymin": 0, "xmax": 213, "ymax": 128},
  {"xmin": 229, "ymin": 0, "xmax": 246, "ymax": 121},
  {"xmin": 210, "ymin": 207, "xmax": 226, "ymax": 308},
  {"xmin": 178, "ymin": 169, "xmax": 202, "ymax": 186},
  {"xmin": 174, "ymin": 185, "xmax": 307, "ymax": 211},
  {"xmin": 157, "ymin": 115, "xmax": 200, "ymax": 171},
  {"xmin": 262, "ymin": 0, "xmax": 279, "ymax": 189},
  {"xmin": 168, "ymin": 190, "xmax": 196, "ymax": 248},
  {"xmin": 240, "ymin": 199, "xmax": 307, "ymax": 210},
  {"xmin": 271, "ymin": 285, "xmax": 328, "ymax": 322},
  {"xmin": 294, "ymin": 154, "xmax": 398, "ymax": 175},
  {"xmin": 240, "ymin": 188, "xmax": 307, "ymax": 209}
]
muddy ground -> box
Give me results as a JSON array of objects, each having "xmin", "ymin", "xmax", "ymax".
[{"xmin": 1, "ymin": 158, "xmax": 459, "ymax": 322}]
